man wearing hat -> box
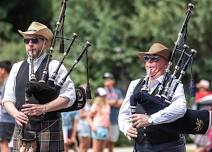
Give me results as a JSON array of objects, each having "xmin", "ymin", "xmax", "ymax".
[
  {"xmin": 118, "ymin": 43, "xmax": 187, "ymax": 151},
  {"xmin": 2, "ymin": 21, "xmax": 76, "ymax": 151},
  {"xmin": 103, "ymin": 72, "xmax": 124, "ymax": 152}
]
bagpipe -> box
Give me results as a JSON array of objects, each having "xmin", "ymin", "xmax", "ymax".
[
  {"xmin": 130, "ymin": 3, "xmax": 211, "ymax": 135},
  {"xmin": 25, "ymin": 0, "xmax": 91, "ymax": 113}
]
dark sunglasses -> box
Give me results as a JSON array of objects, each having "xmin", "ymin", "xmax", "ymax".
[
  {"xmin": 24, "ymin": 38, "xmax": 43, "ymax": 44},
  {"xmin": 144, "ymin": 55, "xmax": 160, "ymax": 62}
]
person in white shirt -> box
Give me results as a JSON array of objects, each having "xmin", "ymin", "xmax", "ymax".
[
  {"xmin": 118, "ymin": 42, "xmax": 187, "ymax": 152},
  {"xmin": 2, "ymin": 21, "xmax": 76, "ymax": 152}
]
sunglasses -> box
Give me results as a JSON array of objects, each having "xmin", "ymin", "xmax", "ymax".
[
  {"xmin": 143, "ymin": 55, "xmax": 160, "ymax": 62},
  {"xmin": 24, "ymin": 38, "xmax": 44, "ymax": 44}
]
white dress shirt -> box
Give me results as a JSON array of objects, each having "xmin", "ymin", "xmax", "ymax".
[
  {"xmin": 118, "ymin": 75, "xmax": 187, "ymax": 136},
  {"xmin": 2, "ymin": 53, "xmax": 76, "ymax": 107}
]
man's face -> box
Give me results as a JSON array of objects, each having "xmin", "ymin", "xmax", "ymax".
[
  {"xmin": 144, "ymin": 54, "xmax": 167, "ymax": 79},
  {"xmin": 24, "ymin": 35, "xmax": 47, "ymax": 58},
  {"xmin": 0, "ymin": 68, "xmax": 7, "ymax": 80},
  {"xmin": 104, "ymin": 78, "xmax": 115, "ymax": 88}
]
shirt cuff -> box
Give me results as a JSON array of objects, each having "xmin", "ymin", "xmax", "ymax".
[{"xmin": 150, "ymin": 113, "xmax": 159, "ymax": 125}]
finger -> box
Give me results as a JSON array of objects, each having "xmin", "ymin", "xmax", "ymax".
[
  {"xmin": 28, "ymin": 111, "xmax": 36, "ymax": 116},
  {"xmin": 21, "ymin": 108, "xmax": 33, "ymax": 113},
  {"xmin": 129, "ymin": 126, "xmax": 137, "ymax": 132},
  {"xmin": 127, "ymin": 133, "xmax": 137, "ymax": 138},
  {"xmin": 19, "ymin": 112, "xmax": 29, "ymax": 119},
  {"xmin": 130, "ymin": 114, "xmax": 139, "ymax": 118},
  {"xmin": 131, "ymin": 117, "xmax": 140, "ymax": 123},
  {"xmin": 133, "ymin": 121, "xmax": 140, "ymax": 127},
  {"xmin": 135, "ymin": 123, "xmax": 142, "ymax": 128},
  {"xmin": 22, "ymin": 104, "xmax": 34, "ymax": 108},
  {"xmin": 127, "ymin": 130, "xmax": 138, "ymax": 138},
  {"xmin": 16, "ymin": 117, "xmax": 28, "ymax": 125},
  {"xmin": 128, "ymin": 126, "xmax": 137, "ymax": 133},
  {"xmin": 16, "ymin": 114, "xmax": 28, "ymax": 123},
  {"xmin": 16, "ymin": 120, "xmax": 23, "ymax": 126}
]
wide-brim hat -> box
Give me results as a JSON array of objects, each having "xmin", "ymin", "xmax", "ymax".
[
  {"xmin": 18, "ymin": 21, "xmax": 53, "ymax": 47},
  {"xmin": 138, "ymin": 43, "xmax": 171, "ymax": 61}
]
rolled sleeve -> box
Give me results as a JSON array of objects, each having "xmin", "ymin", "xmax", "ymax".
[
  {"xmin": 49, "ymin": 60, "xmax": 76, "ymax": 107},
  {"xmin": 151, "ymin": 83, "xmax": 187, "ymax": 124}
]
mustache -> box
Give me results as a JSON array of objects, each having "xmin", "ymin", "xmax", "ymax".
[{"xmin": 27, "ymin": 49, "xmax": 38, "ymax": 57}]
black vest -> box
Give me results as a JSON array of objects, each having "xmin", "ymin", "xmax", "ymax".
[
  {"xmin": 133, "ymin": 79, "xmax": 180, "ymax": 144},
  {"xmin": 15, "ymin": 57, "xmax": 59, "ymax": 123}
]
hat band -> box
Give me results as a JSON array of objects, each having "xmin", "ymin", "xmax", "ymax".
[{"xmin": 27, "ymin": 29, "xmax": 38, "ymax": 32}]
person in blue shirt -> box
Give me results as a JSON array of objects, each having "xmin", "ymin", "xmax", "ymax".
[
  {"xmin": 0, "ymin": 60, "xmax": 15, "ymax": 152},
  {"xmin": 61, "ymin": 111, "xmax": 79, "ymax": 152}
]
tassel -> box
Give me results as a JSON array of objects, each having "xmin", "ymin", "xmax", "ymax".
[
  {"xmin": 189, "ymin": 56, "xmax": 196, "ymax": 97},
  {"xmin": 28, "ymin": 145, "xmax": 34, "ymax": 152},
  {"xmin": 19, "ymin": 145, "xmax": 26, "ymax": 152}
]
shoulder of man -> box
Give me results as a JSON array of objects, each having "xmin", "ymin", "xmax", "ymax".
[
  {"xmin": 10, "ymin": 60, "xmax": 24, "ymax": 72},
  {"xmin": 131, "ymin": 78, "xmax": 142, "ymax": 86}
]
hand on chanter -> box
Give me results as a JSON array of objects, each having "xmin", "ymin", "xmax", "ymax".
[
  {"xmin": 126, "ymin": 126, "xmax": 138, "ymax": 140},
  {"xmin": 130, "ymin": 113, "xmax": 151, "ymax": 128},
  {"xmin": 13, "ymin": 110, "xmax": 29, "ymax": 126},
  {"xmin": 21, "ymin": 103, "xmax": 45, "ymax": 116}
]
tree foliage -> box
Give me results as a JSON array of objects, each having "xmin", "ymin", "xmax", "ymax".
[{"xmin": 0, "ymin": 0, "xmax": 212, "ymax": 92}]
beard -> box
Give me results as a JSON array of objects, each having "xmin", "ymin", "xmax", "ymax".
[{"xmin": 27, "ymin": 49, "xmax": 43, "ymax": 59}]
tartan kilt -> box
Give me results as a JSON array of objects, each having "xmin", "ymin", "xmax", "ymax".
[{"xmin": 13, "ymin": 118, "xmax": 64, "ymax": 152}]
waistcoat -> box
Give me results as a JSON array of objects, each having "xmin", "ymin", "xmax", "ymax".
[{"xmin": 15, "ymin": 57, "xmax": 59, "ymax": 124}]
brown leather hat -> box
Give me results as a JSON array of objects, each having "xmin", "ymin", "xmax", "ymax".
[
  {"xmin": 138, "ymin": 43, "xmax": 171, "ymax": 60},
  {"xmin": 18, "ymin": 21, "xmax": 53, "ymax": 48}
]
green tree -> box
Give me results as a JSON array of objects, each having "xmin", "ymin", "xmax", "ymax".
[{"xmin": 1, "ymin": 0, "xmax": 212, "ymax": 92}]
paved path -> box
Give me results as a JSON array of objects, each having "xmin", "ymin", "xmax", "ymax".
[{"xmin": 69, "ymin": 144, "xmax": 196, "ymax": 152}]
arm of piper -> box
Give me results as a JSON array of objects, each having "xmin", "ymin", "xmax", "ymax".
[
  {"xmin": 118, "ymin": 79, "xmax": 140, "ymax": 140},
  {"xmin": 130, "ymin": 113, "xmax": 152, "ymax": 128},
  {"xmin": 1, "ymin": 63, "xmax": 29, "ymax": 126},
  {"xmin": 3, "ymin": 101, "xmax": 28, "ymax": 126},
  {"xmin": 150, "ymin": 82, "xmax": 187, "ymax": 125},
  {"xmin": 21, "ymin": 96, "xmax": 71, "ymax": 116}
]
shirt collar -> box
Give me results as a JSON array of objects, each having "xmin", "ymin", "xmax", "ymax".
[
  {"xmin": 27, "ymin": 53, "xmax": 47, "ymax": 65},
  {"xmin": 157, "ymin": 75, "xmax": 165, "ymax": 83}
]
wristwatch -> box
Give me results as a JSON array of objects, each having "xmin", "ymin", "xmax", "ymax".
[{"xmin": 148, "ymin": 116, "xmax": 153, "ymax": 125}]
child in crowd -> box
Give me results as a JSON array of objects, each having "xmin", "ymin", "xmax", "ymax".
[
  {"xmin": 77, "ymin": 101, "xmax": 92, "ymax": 152},
  {"xmin": 87, "ymin": 88, "xmax": 111, "ymax": 152}
]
